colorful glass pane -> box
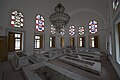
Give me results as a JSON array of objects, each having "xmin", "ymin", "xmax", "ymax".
[
  {"xmin": 78, "ymin": 27, "xmax": 84, "ymax": 35},
  {"xmin": 113, "ymin": 0, "xmax": 119, "ymax": 10},
  {"xmin": 89, "ymin": 20, "xmax": 97, "ymax": 34},
  {"xmin": 36, "ymin": 15, "xmax": 44, "ymax": 32},
  {"xmin": 51, "ymin": 25, "xmax": 56, "ymax": 34},
  {"xmin": 60, "ymin": 29, "xmax": 65, "ymax": 35},
  {"xmin": 11, "ymin": 11, "xmax": 24, "ymax": 28},
  {"xmin": 69, "ymin": 25, "xmax": 75, "ymax": 36}
]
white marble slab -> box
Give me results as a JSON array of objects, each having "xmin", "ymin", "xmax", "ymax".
[
  {"xmin": 64, "ymin": 48, "xmax": 73, "ymax": 54},
  {"xmin": 59, "ymin": 55, "xmax": 101, "ymax": 75},
  {"xmin": 23, "ymin": 62, "xmax": 92, "ymax": 80},
  {"xmin": 28, "ymin": 55, "xmax": 47, "ymax": 64},
  {"xmin": 11, "ymin": 53, "xmax": 30, "ymax": 70},
  {"xmin": 73, "ymin": 52, "xmax": 101, "ymax": 61}
]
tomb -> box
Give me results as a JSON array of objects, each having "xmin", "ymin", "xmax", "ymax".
[
  {"xmin": 29, "ymin": 52, "xmax": 49, "ymax": 64},
  {"xmin": 73, "ymin": 51, "xmax": 101, "ymax": 62},
  {"xmin": 23, "ymin": 48, "xmax": 102, "ymax": 80},
  {"xmin": 35, "ymin": 66, "xmax": 74, "ymax": 80},
  {"xmin": 29, "ymin": 49, "xmax": 60, "ymax": 63},
  {"xmin": 47, "ymin": 50, "xmax": 59, "ymax": 59},
  {"xmin": 23, "ymin": 62, "xmax": 91, "ymax": 80},
  {"xmin": 58, "ymin": 55, "xmax": 101, "ymax": 75},
  {"xmin": 11, "ymin": 51, "xmax": 30, "ymax": 70},
  {"xmin": 29, "ymin": 54, "xmax": 45, "ymax": 64},
  {"xmin": 64, "ymin": 48, "xmax": 73, "ymax": 54}
]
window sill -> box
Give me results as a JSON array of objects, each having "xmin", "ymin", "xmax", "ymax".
[{"xmin": 117, "ymin": 59, "xmax": 120, "ymax": 64}]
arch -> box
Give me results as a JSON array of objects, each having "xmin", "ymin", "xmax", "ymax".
[{"xmin": 69, "ymin": 8, "xmax": 107, "ymax": 29}]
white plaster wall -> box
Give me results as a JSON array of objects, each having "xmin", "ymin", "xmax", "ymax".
[
  {"xmin": 65, "ymin": 11, "xmax": 107, "ymax": 52},
  {"xmin": 112, "ymin": 10, "xmax": 120, "ymax": 79},
  {"xmin": 107, "ymin": 0, "xmax": 120, "ymax": 78},
  {"xmin": 0, "ymin": 26, "xmax": 4, "ymax": 36}
]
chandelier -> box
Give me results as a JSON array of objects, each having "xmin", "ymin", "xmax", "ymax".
[{"xmin": 49, "ymin": 2, "xmax": 70, "ymax": 33}]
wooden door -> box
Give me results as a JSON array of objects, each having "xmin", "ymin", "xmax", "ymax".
[
  {"xmin": 82, "ymin": 37, "xmax": 85, "ymax": 47},
  {"xmin": 52, "ymin": 36, "xmax": 55, "ymax": 48},
  {"xmin": 61, "ymin": 37, "xmax": 64, "ymax": 48},
  {"xmin": 8, "ymin": 32, "xmax": 15, "ymax": 52},
  {"xmin": 0, "ymin": 36, "xmax": 7, "ymax": 61},
  {"xmin": 94, "ymin": 36, "xmax": 98, "ymax": 48},
  {"xmin": 118, "ymin": 22, "xmax": 120, "ymax": 46},
  {"xmin": 70, "ymin": 37, "xmax": 74, "ymax": 47}
]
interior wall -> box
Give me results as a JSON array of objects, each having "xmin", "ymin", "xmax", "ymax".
[
  {"xmin": 107, "ymin": 0, "xmax": 120, "ymax": 78},
  {"xmin": 0, "ymin": 0, "xmax": 107, "ymax": 56},
  {"xmin": 0, "ymin": 26, "xmax": 4, "ymax": 36},
  {"xmin": 0, "ymin": 0, "xmax": 120, "ymax": 78},
  {"xmin": 112, "ymin": 10, "xmax": 120, "ymax": 79},
  {"xmin": 0, "ymin": 0, "xmax": 52, "ymax": 55},
  {"xmin": 65, "ymin": 10, "xmax": 107, "ymax": 52}
]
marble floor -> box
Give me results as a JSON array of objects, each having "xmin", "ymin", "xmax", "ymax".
[
  {"xmin": 0, "ymin": 54, "xmax": 120, "ymax": 80},
  {"xmin": 48, "ymin": 55, "xmax": 120, "ymax": 80},
  {"xmin": 0, "ymin": 61, "xmax": 25, "ymax": 80}
]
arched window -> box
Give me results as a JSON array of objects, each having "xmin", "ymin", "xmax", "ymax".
[
  {"xmin": 78, "ymin": 26, "xmax": 84, "ymax": 35},
  {"xmin": 60, "ymin": 29, "xmax": 65, "ymax": 35},
  {"xmin": 50, "ymin": 24, "xmax": 56, "ymax": 34},
  {"xmin": 11, "ymin": 11, "xmax": 24, "ymax": 28},
  {"xmin": 89, "ymin": 20, "xmax": 97, "ymax": 34},
  {"xmin": 113, "ymin": 0, "xmax": 119, "ymax": 10},
  {"xmin": 36, "ymin": 15, "xmax": 44, "ymax": 32},
  {"xmin": 69, "ymin": 25, "xmax": 75, "ymax": 36},
  {"xmin": 77, "ymin": 26, "xmax": 85, "ymax": 47}
]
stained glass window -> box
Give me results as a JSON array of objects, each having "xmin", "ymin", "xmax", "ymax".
[
  {"xmin": 78, "ymin": 27, "xmax": 84, "ymax": 35},
  {"xmin": 36, "ymin": 15, "xmax": 44, "ymax": 32},
  {"xmin": 113, "ymin": 0, "xmax": 119, "ymax": 10},
  {"xmin": 60, "ymin": 29, "xmax": 65, "ymax": 35},
  {"xmin": 11, "ymin": 11, "xmax": 24, "ymax": 28},
  {"xmin": 69, "ymin": 25, "xmax": 75, "ymax": 36},
  {"xmin": 89, "ymin": 20, "xmax": 97, "ymax": 34},
  {"xmin": 51, "ymin": 25, "xmax": 56, "ymax": 34}
]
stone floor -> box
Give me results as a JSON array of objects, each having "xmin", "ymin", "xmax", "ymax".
[
  {"xmin": 48, "ymin": 54, "xmax": 120, "ymax": 80},
  {"xmin": 0, "ymin": 53, "xmax": 120, "ymax": 80},
  {"xmin": 0, "ymin": 61, "xmax": 25, "ymax": 80}
]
